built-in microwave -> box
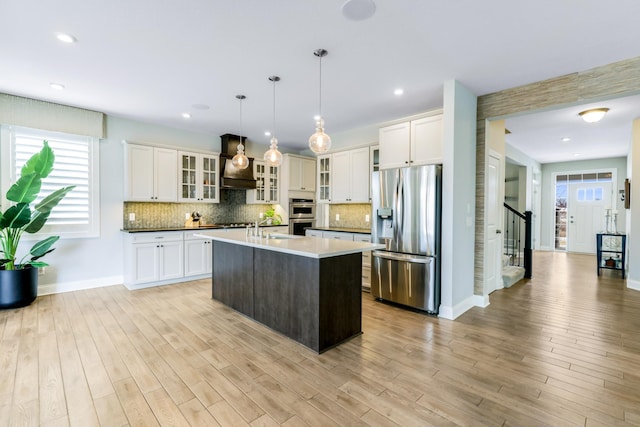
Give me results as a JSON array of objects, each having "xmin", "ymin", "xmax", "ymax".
[{"xmin": 289, "ymin": 198, "xmax": 315, "ymax": 219}]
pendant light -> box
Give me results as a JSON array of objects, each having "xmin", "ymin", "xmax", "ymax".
[
  {"xmin": 264, "ymin": 76, "xmax": 283, "ymax": 167},
  {"xmin": 308, "ymin": 48, "xmax": 331, "ymax": 154},
  {"xmin": 231, "ymin": 94, "xmax": 249, "ymax": 169}
]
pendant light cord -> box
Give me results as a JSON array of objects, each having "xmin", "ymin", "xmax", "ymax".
[
  {"xmin": 318, "ymin": 54, "xmax": 322, "ymax": 118},
  {"xmin": 272, "ymin": 79, "xmax": 276, "ymax": 137}
]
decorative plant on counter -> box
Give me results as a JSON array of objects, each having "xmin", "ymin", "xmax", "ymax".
[
  {"xmin": 263, "ymin": 206, "xmax": 282, "ymax": 225},
  {"xmin": 0, "ymin": 141, "xmax": 75, "ymax": 270}
]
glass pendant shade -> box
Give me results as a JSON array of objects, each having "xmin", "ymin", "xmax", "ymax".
[
  {"xmin": 232, "ymin": 139, "xmax": 249, "ymax": 169},
  {"xmin": 308, "ymin": 117, "xmax": 331, "ymax": 153},
  {"xmin": 264, "ymin": 136, "xmax": 282, "ymax": 167},
  {"xmin": 309, "ymin": 49, "xmax": 331, "ymax": 154},
  {"xmin": 232, "ymin": 94, "xmax": 249, "ymax": 169}
]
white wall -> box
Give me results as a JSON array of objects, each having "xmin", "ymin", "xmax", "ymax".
[
  {"xmin": 439, "ymin": 80, "xmax": 477, "ymax": 319},
  {"xmin": 539, "ymin": 157, "xmax": 627, "ymax": 251},
  {"xmin": 36, "ymin": 115, "xmax": 220, "ymax": 294}
]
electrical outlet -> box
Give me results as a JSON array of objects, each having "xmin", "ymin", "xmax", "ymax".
[
  {"xmin": 129, "ymin": 212, "xmax": 136, "ymax": 222},
  {"xmin": 38, "ymin": 267, "xmax": 46, "ymax": 276},
  {"xmin": 259, "ymin": 212, "xmax": 264, "ymax": 219},
  {"xmin": 365, "ymin": 214, "xmax": 370, "ymax": 222},
  {"xmin": 335, "ymin": 214, "xmax": 340, "ymax": 221},
  {"xmin": 185, "ymin": 213, "xmax": 190, "ymax": 220}
]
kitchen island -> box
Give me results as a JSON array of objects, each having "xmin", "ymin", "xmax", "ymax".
[{"xmin": 194, "ymin": 230, "xmax": 383, "ymax": 353}]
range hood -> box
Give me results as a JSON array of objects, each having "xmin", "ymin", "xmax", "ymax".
[{"xmin": 219, "ymin": 133, "xmax": 257, "ymax": 190}]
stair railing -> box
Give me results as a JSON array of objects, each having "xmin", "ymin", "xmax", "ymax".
[{"xmin": 503, "ymin": 203, "xmax": 532, "ymax": 278}]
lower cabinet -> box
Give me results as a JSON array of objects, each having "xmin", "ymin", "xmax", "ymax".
[
  {"xmin": 184, "ymin": 235, "xmax": 213, "ymax": 276},
  {"xmin": 353, "ymin": 234, "xmax": 372, "ymax": 291},
  {"xmin": 305, "ymin": 229, "xmax": 372, "ymax": 291},
  {"xmin": 124, "ymin": 230, "xmax": 210, "ymax": 289}
]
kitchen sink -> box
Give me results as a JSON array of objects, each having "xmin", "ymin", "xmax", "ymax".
[{"xmin": 267, "ymin": 233, "xmax": 298, "ymax": 240}]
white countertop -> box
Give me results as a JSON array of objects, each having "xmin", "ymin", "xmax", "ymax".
[{"xmin": 193, "ymin": 229, "xmax": 384, "ymax": 259}]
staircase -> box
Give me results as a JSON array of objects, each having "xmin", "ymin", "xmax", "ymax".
[
  {"xmin": 502, "ymin": 255, "xmax": 525, "ymax": 288},
  {"xmin": 502, "ymin": 203, "xmax": 533, "ymax": 288}
]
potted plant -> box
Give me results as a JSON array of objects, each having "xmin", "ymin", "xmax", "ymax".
[
  {"xmin": 0, "ymin": 141, "xmax": 75, "ymax": 309},
  {"xmin": 263, "ymin": 206, "xmax": 282, "ymax": 225}
]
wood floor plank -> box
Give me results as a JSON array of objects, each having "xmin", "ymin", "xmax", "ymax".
[{"xmin": 2, "ymin": 251, "xmax": 640, "ymax": 425}]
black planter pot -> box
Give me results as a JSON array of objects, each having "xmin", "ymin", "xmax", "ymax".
[{"xmin": 0, "ymin": 266, "xmax": 38, "ymax": 309}]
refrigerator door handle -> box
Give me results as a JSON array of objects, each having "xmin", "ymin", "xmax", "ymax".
[{"xmin": 373, "ymin": 251, "xmax": 432, "ymax": 264}]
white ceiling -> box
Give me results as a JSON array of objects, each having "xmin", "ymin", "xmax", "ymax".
[{"xmin": 2, "ymin": 0, "xmax": 640, "ymax": 156}]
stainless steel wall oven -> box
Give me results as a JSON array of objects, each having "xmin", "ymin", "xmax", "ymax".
[{"xmin": 288, "ymin": 198, "xmax": 316, "ymax": 235}]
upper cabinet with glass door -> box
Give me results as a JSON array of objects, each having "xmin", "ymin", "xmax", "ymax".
[
  {"xmin": 178, "ymin": 151, "xmax": 220, "ymax": 203},
  {"xmin": 317, "ymin": 154, "xmax": 331, "ymax": 203},
  {"xmin": 247, "ymin": 160, "xmax": 280, "ymax": 204}
]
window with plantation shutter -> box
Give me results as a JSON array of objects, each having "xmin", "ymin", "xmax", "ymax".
[{"xmin": 3, "ymin": 125, "xmax": 100, "ymax": 238}]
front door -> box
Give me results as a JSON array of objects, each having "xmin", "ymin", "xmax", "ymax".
[{"xmin": 567, "ymin": 181, "xmax": 612, "ymax": 253}]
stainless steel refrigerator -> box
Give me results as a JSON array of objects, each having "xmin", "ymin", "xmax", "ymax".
[{"xmin": 371, "ymin": 165, "xmax": 442, "ymax": 314}]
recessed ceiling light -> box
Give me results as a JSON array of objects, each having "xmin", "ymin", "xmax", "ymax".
[
  {"xmin": 191, "ymin": 104, "xmax": 210, "ymax": 110},
  {"xmin": 342, "ymin": 0, "xmax": 376, "ymax": 21},
  {"xmin": 394, "ymin": 88, "xmax": 404, "ymax": 96},
  {"xmin": 574, "ymin": 153, "xmax": 581, "ymax": 157},
  {"xmin": 182, "ymin": 113, "xmax": 191, "ymax": 119},
  {"xmin": 50, "ymin": 83, "xmax": 65, "ymax": 90},
  {"xmin": 264, "ymin": 131, "xmax": 271, "ymax": 136},
  {"xmin": 313, "ymin": 115, "xmax": 321, "ymax": 121},
  {"xmin": 55, "ymin": 33, "xmax": 77, "ymax": 43},
  {"xmin": 561, "ymin": 137, "xmax": 571, "ymax": 142}
]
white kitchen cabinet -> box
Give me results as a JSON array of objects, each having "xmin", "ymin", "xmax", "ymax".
[
  {"xmin": 287, "ymin": 155, "xmax": 316, "ymax": 191},
  {"xmin": 331, "ymin": 147, "xmax": 370, "ymax": 203},
  {"xmin": 317, "ymin": 155, "xmax": 331, "ymax": 203},
  {"xmin": 178, "ymin": 151, "xmax": 220, "ymax": 203},
  {"xmin": 124, "ymin": 232, "xmax": 184, "ymax": 287},
  {"xmin": 354, "ymin": 234, "xmax": 372, "ymax": 291},
  {"xmin": 305, "ymin": 229, "xmax": 324, "ymax": 238},
  {"xmin": 322, "ymin": 231, "xmax": 355, "ymax": 241},
  {"xmin": 247, "ymin": 160, "xmax": 279, "ymax": 204},
  {"xmin": 125, "ymin": 144, "xmax": 178, "ymax": 202},
  {"xmin": 184, "ymin": 234, "xmax": 212, "ymax": 276},
  {"xmin": 378, "ymin": 114, "xmax": 443, "ymax": 169}
]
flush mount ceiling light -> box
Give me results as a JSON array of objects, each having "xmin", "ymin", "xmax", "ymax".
[
  {"xmin": 579, "ymin": 108, "xmax": 609, "ymax": 123},
  {"xmin": 232, "ymin": 95, "xmax": 249, "ymax": 170},
  {"xmin": 55, "ymin": 33, "xmax": 77, "ymax": 43},
  {"xmin": 49, "ymin": 82, "xmax": 65, "ymax": 90},
  {"xmin": 342, "ymin": 0, "xmax": 376, "ymax": 21},
  {"xmin": 309, "ymin": 49, "xmax": 332, "ymax": 154},
  {"xmin": 264, "ymin": 76, "xmax": 283, "ymax": 167}
]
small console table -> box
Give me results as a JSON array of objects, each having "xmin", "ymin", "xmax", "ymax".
[{"xmin": 596, "ymin": 233, "xmax": 626, "ymax": 278}]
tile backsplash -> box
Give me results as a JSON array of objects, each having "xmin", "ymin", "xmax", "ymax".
[
  {"xmin": 123, "ymin": 190, "xmax": 270, "ymax": 229},
  {"xmin": 328, "ymin": 203, "xmax": 372, "ymax": 230}
]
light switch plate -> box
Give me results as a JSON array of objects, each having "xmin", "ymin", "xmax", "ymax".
[
  {"xmin": 335, "ymin": 214, "xmax": 340, "ymax": 221},
  {"xmin": 365, "ymin": 214, "xmax": 370, "ymax": 222},
  {"xmin": 129, "ymin": 213, "xmax": 135, "ymax": 221}
]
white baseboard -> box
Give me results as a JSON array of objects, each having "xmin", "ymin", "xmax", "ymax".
[
  {"xmin": 627, "ymin": 278, "xmax": 640, "ymax": 291},
  {"xmin": 38, "ymin": 275, "xmax": 124, "ymax": 296},
  {"xmin": 439, "ymin": 295, "xmax": 479, "ymax": 320},
  {"xmin": 539, "ymin": 245, "xmax": 554, "ymax": 251},
  {"xmin": 474, "ymin": 294, "xmax": 490, "ymax": 308}
]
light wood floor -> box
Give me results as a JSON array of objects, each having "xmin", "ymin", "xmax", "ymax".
[{"xmin": 2, "ymin": 251, "xmax": 640, "ymax": 426}]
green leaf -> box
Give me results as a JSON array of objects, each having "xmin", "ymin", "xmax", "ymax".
[
  {"xmin": 26, "ymin": 261, "xmax": 49, "ymax": 268},
  {"xmin": 6, "ymin": 172, "xmax": 42, "ymax": 204},
  {"xmin": 34, "ymin": 186, "xmax": 76, "ymax": 213},
  {"xmin": 0, "ymin": 203, "xmax": 31, "ymax": 229},
  {"xmin": 21, "ymin": 141, "xmax": 54, "ymax": 178},
  {"xmin": 29, "ymin": 236, "xmax": 59, "ymax": 258},
  {"xmin": 23, "ymin": 210, "xmax": 50, "ymax": 234}
]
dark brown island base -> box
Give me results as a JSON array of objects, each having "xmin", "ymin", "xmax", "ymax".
[{"xmin": 194, "ymin": 230, "xmax": 383, "ymax": 353}]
